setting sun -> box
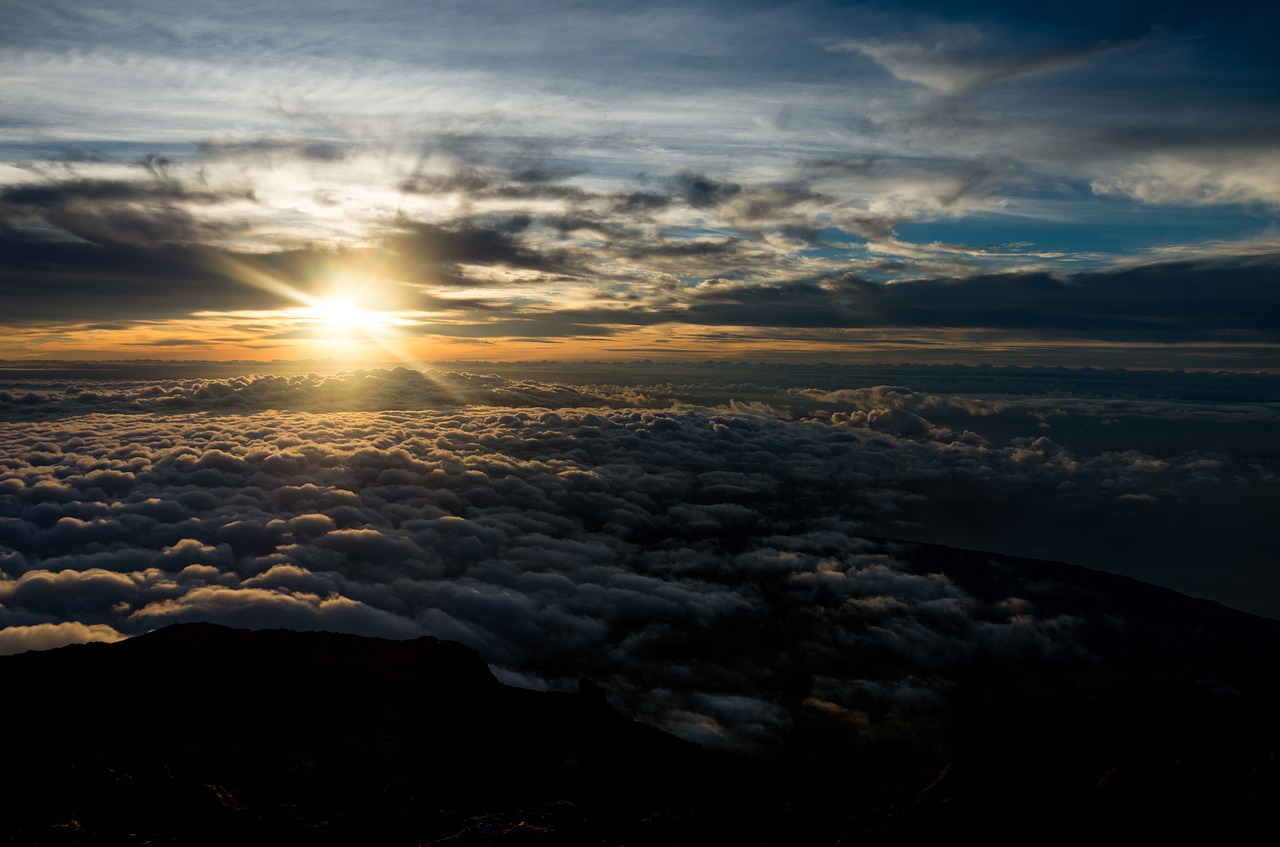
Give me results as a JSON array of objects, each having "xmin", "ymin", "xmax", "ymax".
[
  {"xmin": 2, "ymin": 0, "xmax": 1279, "ymax": 839},
  {"xmin": 308, "ymin": 298, "xmax": 378, "ymax": 335},
  {"xmin": 293, "ymin": 278, "xmax": 415, "ymax": 345}
]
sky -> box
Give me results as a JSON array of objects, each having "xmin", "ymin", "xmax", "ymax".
[
  {"xmin": 3, "ymin": 2, "xmax": 1278, "ymax": 760},
  {"xmin": 2, "ymin": 0, "xmax": 1277, "ymax": 368}
]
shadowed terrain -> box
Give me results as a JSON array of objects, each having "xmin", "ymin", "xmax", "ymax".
[{"xmin": 3, "ymin": 541, "xmax": 1279, "ymax": 845}]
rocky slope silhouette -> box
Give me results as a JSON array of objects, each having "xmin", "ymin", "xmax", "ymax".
[{"xmin": 3, "ymin": 543, "xmax": 1279, "ymax": 845}]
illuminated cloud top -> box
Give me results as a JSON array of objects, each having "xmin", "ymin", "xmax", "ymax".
[{"xmin": 1, "ymin": 0, "xmax": 1276, "ymax": 367}]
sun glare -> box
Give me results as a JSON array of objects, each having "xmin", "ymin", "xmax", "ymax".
[
  {"xmin": 204, "ymin": 256, "xmax": 427, "ymax": 362},
  {"xmin": 311, "ymin": 298, "xmax": 357, "ymax": 332},
  {"xmin": 305, "ymin": 297, "xmax": 396, "ymax": 336}
]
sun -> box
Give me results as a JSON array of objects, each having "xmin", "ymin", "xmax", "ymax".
[
  {"xmin": 305, "ymin": 296, "xmax": 396, "ymax": 337},
  {"xmin": 310, "ymin": 298, "xmax": 359, "ymax": 332}
]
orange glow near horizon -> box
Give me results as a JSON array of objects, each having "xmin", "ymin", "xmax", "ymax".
[
  {"xmin": 1, "ymin": 253, "xmax": 1277, "ymax": 371},
  {"xmin": 3, "ymin": 313, "xmax": 1277, "ymax": 373}
]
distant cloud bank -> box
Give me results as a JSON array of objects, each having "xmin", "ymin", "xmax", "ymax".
[{"xmin": 2, "ymin": 365, "xmax": 1275, "ymax": 747}]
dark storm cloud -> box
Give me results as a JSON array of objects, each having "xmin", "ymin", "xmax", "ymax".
[{"xmin": 2, "ymin": 368, "xmax": 1275, "ymax": 745}]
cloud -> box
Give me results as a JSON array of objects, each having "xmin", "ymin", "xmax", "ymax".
[
  {"xmin": 128, "ymin": 585, "xmax": 425, "ymax": 639},
  {"xmin": 671, "ymin": 171, "xmax": 742, "ymax": 209},
  {"xmin": 0, "ymin": 175, "xmax": 252, "ymax": 245},
  {"xmin": 829, "ymin": 23, "xmax": 1133, "ymax": 96},
  {"xmin": 2, "ymin": 366, "xmax": 1275, "ymax": 749},
  {"xmin": 0, "ymin": 621, "xmax": 127, "ymax": 655},
  {"xmin": 513, "ymin": 257, "xmax": 1280, "ymax": 348},
  {"xmin": 0, "ymin": 228, "xmax": 313, "ymax": 323},
  {"xmin": 1, "ymin": 0, "xmax": 1278, "ymax": 751},
  {"xmin": 1, "ymin": 121, "xmax": 1274, "ymax": 354},
  {"xmin": 195, "ymin": 138, "xmax": 352, "ymax": 163},
  {"xmin": 1092, "ymin": 151, "xmax": 1280, "ymax": 209},
  {"xmin": 0, "ymin": 1, "xmax": 1271, "ymax": 293},
  {"xmin": 388, "ymin": 218, "xmax": 574, "ymax": 282}
]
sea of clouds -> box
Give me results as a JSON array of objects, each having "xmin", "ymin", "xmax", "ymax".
[{"xmin": 2, "ymin": 366, "xmax": 1276, "ymax": 750}]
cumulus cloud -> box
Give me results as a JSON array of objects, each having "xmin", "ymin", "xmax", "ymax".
[
  {"xmin": 129, "ymin": 584, "xmax": 424, "ymax": 639},
  {"xmin": 0, "ymin": 621, "xmax": 127, "ymax": 655},
  {"xmin": 0, "ymin": 367, "xmax": 664, "ymax": 417},
  {"xmin": 2, "ymin": 366, "xmax": 1275, "ymax": 748}
]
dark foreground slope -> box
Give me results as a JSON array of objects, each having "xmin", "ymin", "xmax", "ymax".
[
  {"xmin": 3, "ymin": 623, "xmax": 813, "ymax": 846},
  {"xmin": 3, "ymin": 542, "xmax": 1280, "ymax": 845}
]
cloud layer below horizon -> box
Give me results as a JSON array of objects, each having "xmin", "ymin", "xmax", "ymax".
[{"xmin": 2, "ymin": 366, "xmax": 1276, "ymax": 749}]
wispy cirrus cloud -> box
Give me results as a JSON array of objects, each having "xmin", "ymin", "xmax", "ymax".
[
  {"xmin": 0, "ymin": 1, "xmax": 1276, "ymax": 366},
  {"xmin": 827, "ymin": 24, "xmax": 1134, "ymax": 97}
]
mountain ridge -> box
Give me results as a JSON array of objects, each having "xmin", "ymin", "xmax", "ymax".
[{"xmin": 3, "ymin": 536, "xmax": 1279, "ymax": 844}]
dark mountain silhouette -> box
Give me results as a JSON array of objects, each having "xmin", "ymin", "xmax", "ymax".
[{"xmin": 3, "ymin": 542, "xmax": 1278, "ymax": 845}]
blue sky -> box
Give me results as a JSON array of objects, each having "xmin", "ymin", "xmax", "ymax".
[{"xmin": 1, "ymin": 0, "xmax": 1276, "ymax": 367}]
